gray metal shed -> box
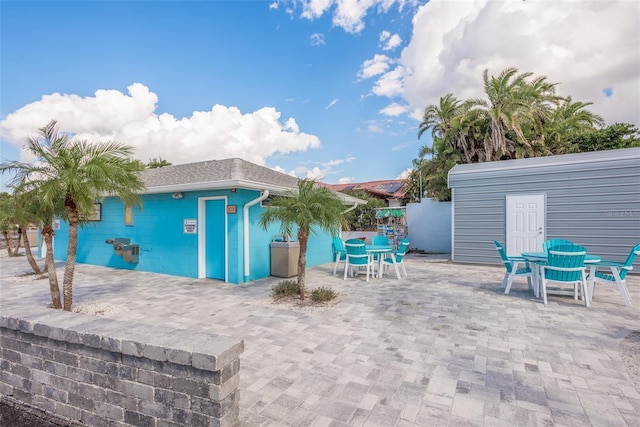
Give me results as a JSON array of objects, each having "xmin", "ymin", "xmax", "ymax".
[{"xmin": 448, "ymin": 147, "xmax": 640, "ymax": 270}]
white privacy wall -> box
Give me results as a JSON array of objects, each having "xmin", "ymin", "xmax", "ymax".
[{"xmin": 406, "ymin": 199, "xmax": 452, "ymax": 253}]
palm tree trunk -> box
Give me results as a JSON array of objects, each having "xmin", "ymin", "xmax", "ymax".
[
  {"xmin": 14, "ymin": 227, "xmax": 23, "ymax": 254},
  {"xmin": 22, "ymin": 226, "xmax": 42, "ymax": 275},
  {"xmin": 62, "ymin": 205, "xmax": 79, "ymax": 311},
  {"xmin": 297, "ymin": 228, "xmax": 309, "ymax": 300},
  {"xmin": 2, "ymin": 231, "xmax": 13, "ymax": 256},
  {"xmin": 42, "ymin": 224, "xmax": 61, "ymax": 309}
]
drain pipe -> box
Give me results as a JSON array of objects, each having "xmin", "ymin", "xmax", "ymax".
[
  {"xmin": 343, "ymin": 202, "xmax": 358, "ymax": 214},
  {"xmin": 335, "ymin": 203, "xmax": 359, "ymax": 238},
  {"xmin": 243, "ymin": 190, "xmax": 269, "ymax": 282}
]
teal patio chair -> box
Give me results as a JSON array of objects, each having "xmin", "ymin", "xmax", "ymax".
[
  {"xmin": 380, "ymin": 239, "xmax": 410, "ymax": 279},
  {"xmin": 372, "ymin": 235, "xmax": 390, "ymax": 246},
  {"xmin": 588, "ymin": 243, "xmax": 640, "ymax": 307},
  {"xmin": 332, "ymin": 236, "xmax": 347, "ymax": 275},
  {"xmin": 542, "ymin": 239, "xmax": 574, "ymax": 252},
  {"xmin": 539, "ymin": 244, "xmax": 589, "ymax": 307},
  {"xmin": 494, "ymin": 241, "xmax": 533, "ymax": 294},
  {"xmin": 343, "ymin": 239, "xmax": 375, "ymax": 281},
  {"xmin": 371, "ymin": 235, "xmax": 390, "ymax": 261}
]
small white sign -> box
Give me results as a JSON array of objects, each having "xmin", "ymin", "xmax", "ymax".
[
  {"xmin": 184, "ymin": 219, "xmax": 197, "ymax": 234},
  {"xmin": 52, "ymin": 219, "xmax": 61, "ymax": 230}
]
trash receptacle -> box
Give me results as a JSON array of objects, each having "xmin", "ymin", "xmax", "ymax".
[{"xmin": 270, "ymin": 235, "xmax": 300, "ymax": 278}]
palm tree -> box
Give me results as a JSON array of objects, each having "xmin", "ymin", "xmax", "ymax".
[
  {"xmin": 146, "ymin": 157, "xmax": 172, "ymax": 168},
  {"xmin": 470, "ymin": 68, "xmax": 558, "ymax": 161},
  {"xmin": 12, "ymin": 189, "xmax": 44, "ymax": 274},
  {"xmin": 258, "ymin": 179, "xmax": 347, "ymax": 300},
  {"xmin": 543, "ymin": 97, "xmax": 604, "ymax": 154},
  {"xmin": 418, "ymin": 93, "xmax": 461, "ymax": 141},
  {"xmin": 0, "ymin": 120, "xmax": 146, "ymax": 311},
  {"xmin": 0, "ymin": 192, "xmax": 18, "ymax": 256}
]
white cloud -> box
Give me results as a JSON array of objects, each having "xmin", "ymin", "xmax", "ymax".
[
  {"xmin": 327, "ymin": 156, "xmax": 354, "ymax": 166},
  {"xmin": 309, "ymin": 33, "xmax": 326, "ymax": 46},
  {"xmin": 291, "ymin": 156, "xmax": 355, "ymax": 181},
  {"xmin": 378, "ymin": 0, "xmax": 640, "ymax": 127},
  {"xmin": 397, "ymin": 168, "xmax": 412, "ymax": 179},
  {"xmin": 0, "ymin": 83, "xmax": 321, "ymax": 165},
  {"xmin": 301, "ymin": 0, "xmax": 333, "ymax": 20},
  {"xmin": 271, "ymin": 165, "xmax": 297, "ymax": 177},
  {"xmin": 358, "ymin": 54, "xmax": 393, "ymax": 79},
  {"xmin": 333, "ymin": 0, "xmax": 375, "ymax": 33},
  {"xmin": 296, "ymin": 0, "xmax": 410, "ymax": 34},
  {"xmin": 372, "ymin": 65, "xmax": 404, "ymax": 97},
  {"xmin": 325, "ymin": 98, "xmax": 339, "ymax": 110},
  {"xmin": 367, "ymin": 123, "xmax": 384, "ymax": 133},
  {"xmin": 380, "ymin": 102, "xmax": 408, "ymax": 117},
  {"xmin": 338, "ymin": 176, "xmax": 355, "ymax": 184},
  {"xmin": 380, "ymin": 31, "xmax": 402, "ymax": 50},
  {"xmin": 305, "ymin": 166, "xmax": 326, "ymax": 180}
]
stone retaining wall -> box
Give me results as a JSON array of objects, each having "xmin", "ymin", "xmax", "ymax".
[{"xmin": 0, "ymin": 307, "xmax": 244, "ymax": 427}]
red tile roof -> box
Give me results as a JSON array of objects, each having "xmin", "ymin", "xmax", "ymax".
[{"xmin": 326, "ymin": 180, "xmax": 407, "ymax": 199}]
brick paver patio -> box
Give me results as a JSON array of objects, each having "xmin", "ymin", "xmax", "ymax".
[{"xmin": 1, "ymin": 253, "xmax": 639, "ymax": 426}]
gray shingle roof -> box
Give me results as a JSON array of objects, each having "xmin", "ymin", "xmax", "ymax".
[
  {"xmin": 141, "ymin": 157, "xmax": 366, "ymax": 205},
  {"xmin": 143, "ymin": 158, "xmax": 299, "ymax": 190}
]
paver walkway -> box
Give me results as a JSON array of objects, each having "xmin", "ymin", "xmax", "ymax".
[{"xmin": 1, "ymin": 253, "xmax": 639, "ymax": 426}]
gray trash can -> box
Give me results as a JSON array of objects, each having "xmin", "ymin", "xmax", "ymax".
[{"xmin": 270, "ymin": 236, "xmax": 300, "ymax": 278}]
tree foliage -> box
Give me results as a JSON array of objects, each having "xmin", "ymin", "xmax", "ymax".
[
  {"xmin": 568, "ymin": 123, "xmax": 640, "ymax": 153},
  {"xmin": 408, "ymin": 67, "xmax": 631, "ymax": 202},
  {"xmin": 0, "ymin": 192, "xmax": 18, "ymax": 256},
  {"xmin": 146, "ymin": 157, "xmax": 172, "ymax": 168},
  {"xmin": 258, "ymin": 179, "xmax": 346, "ymax": 300},
  {"xmin": 0, "ymin": 120, "xmax": 146, "ymax": 310},
  {"xmin": 341, "ymin": 190, "xmax": 386, "ymax": 231}
]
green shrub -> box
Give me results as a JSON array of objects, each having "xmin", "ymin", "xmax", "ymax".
[
  {"xmin": 272, "ymin": 280, "xmax": 300, "ymax": 298},
  {"xmin": 311, "ymin": 287, "xmax": 338, "ymax": 302}
]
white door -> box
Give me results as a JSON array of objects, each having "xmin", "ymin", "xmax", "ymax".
[{"xmin": 506, "ymin": 194, "xmax": 545, "ymax": 256}]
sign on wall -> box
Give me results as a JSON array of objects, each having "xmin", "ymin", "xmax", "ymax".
[
  {"xmin": 183, "ymin": 219, "xmax": 197, "ymax": 234},
  {"xmin": 124, "ymin": 205, "xmax": 134, "ymax": 226},
  {"xmin": 81, "ymin": 203, "xmax": 102, "ymax": 221}
]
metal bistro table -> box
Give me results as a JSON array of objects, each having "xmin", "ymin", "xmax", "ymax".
[
  {"xmin": 521, "ymin": 251, "xmax": 601, "ymax": 300},
  {"xmin": 365, "ymin": 245, "xmax": 394, "ymax": 278}
]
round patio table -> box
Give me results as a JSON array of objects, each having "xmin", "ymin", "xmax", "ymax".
[
  {"xmin": 365, "ymin": 245, "xmax": 394, "ymax": 278},
  {"xmin": 521, "ymin": 252, "xmax": 601, "ymax": 300}
]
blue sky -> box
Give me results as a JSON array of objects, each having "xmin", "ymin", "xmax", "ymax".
[{"xmin": 1, "ymin": 0, "xmax": 639, "ymax": 190}]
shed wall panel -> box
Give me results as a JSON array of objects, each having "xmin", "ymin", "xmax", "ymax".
[{"xmin": 449, "ymin": 148, "xmax": 640, "ymax": 270}]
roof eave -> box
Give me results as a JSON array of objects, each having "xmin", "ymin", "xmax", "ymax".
[
  {"xmin": 145, "ymin": 179, "xmax": 366, "ymax": 206},
  {"xmin": 145, "ymin": 179, "xmax": 294, "ymax": 195}
]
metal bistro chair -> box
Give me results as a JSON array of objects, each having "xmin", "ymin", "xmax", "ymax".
[
  {"xmin": 588, "ymin": 243, "xmax": 640, "ymax": 307},
  {"xmin": 332, "ymin": 236, "xmax": 347, "ymax": 275},
  {"xmin": 539, "ymin": 244, "xmax": 589, "ymax": 307},
  {"xmin": 380, "ymin": 239, "xmax": 410, "ymax": 279},
  {"xmin": 494, "ymin": 241, "xmax": 533, "ymax": 294},
  {"xmin": 343, "ymin": 238, "xmax": 375, "ymax": 282}
]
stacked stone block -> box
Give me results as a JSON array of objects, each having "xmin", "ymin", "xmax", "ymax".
[{"xmin": 0, "ymin": 307, "xmax": 243, "ymax": 427}]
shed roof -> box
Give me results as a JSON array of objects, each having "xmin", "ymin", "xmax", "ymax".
[
  {"xmin": 142, "ymin": 158, "xmax": 364, "ymax": 205},
  {"xmin": 448, "ymin": 147, "xmax": 640, "ymax": 185}
]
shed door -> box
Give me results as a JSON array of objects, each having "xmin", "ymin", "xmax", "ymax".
[
  {"xmin": 506, "ymin": 194, "xmax": 545, "ymax": 256},
  {"xmin": 205, "ymin": 199, "xmax": 226, "ymax": 280}
]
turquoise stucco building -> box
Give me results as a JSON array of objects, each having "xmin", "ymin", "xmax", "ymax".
[{"xmin": 49, "ymin": 158, "xmax": 363, "ymax": 284}]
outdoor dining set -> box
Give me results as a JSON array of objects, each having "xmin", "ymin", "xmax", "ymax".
[
  {"xmin": 331, "ymin": 236, "xmax": 410, "ymax": 281},
  {"xmin": 495, "ymin": 239, "xmax": 640, "ymax": 307}
]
